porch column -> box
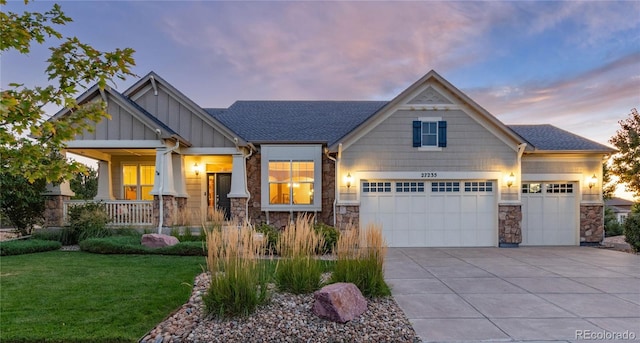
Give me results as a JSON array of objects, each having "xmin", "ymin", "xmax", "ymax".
[
  {"xmin": 43, "ymin": 182, "xmax": 75, "ymax": 227},
  {"xmin": 228, "ymin": 153, "xmax": 249, "ymax": 223},
  {"xmin": 95, "ymin": 160, "xmax": 114, "ymax": 200},
  {"xmin": 172, "ymin": 154, "xmax": 188, "ymax": 226},
  {"xmin": 151, "ymin": 147, "xmax": 177, "ymax": 230}
]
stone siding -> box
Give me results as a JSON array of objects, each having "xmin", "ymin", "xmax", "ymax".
[
  {"xmin": 498, "ymin": 204, "xmax": 522, "ymax": 246},
  {"xmin": 153, "ymin": 195, "xmax": 177, "ymax": 227},
  {"xmin": 580, "ymin": 204, "xmax": 604, "ymax": 244},
  {"xmin": 244, "ymin": 152, "xmax": 336, "ymax": 229},
  {"xmin": 230, "ymin": 197, "xmax": 247, "ymax": 224},
  {"xmin": 44, "ymin": 195, "xmax": 71, "ymax": 227},
  {"xmin": 336, "ymin": 205, "xmax": 360, "ymax": 230}
]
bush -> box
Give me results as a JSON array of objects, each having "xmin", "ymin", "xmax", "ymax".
[
  {"xmin": 255, "ymin": 223, "xmax": 280, "ymax": 254},
  {"xmin": 314, "ymin": 223, "xmax": 339, "ymax": 254},
  {"xmin": 203, "ymin": 214, "xmax": 270, "ymax": 318},
  {"xmin": 79, "ymin": 236, "xmax": 206, "ymax": 256},
  {"xmin": 31, "ymin": 229, "xmax": 63, "ymax": 242},
  {"xmin": 0, "ymin": 239, "xmax": 61, "ymax": 256},
  {"xmin": 604, "ymin": 207, "xmax": 623, "ymax": 237},
  {"xmin": 623, "ymin": 213, "xmax": 640, "ymax": 252},
  {"xmin": 0, "ymin": 172, "xmax": 46, "ymax": 236},
  {"xmin": 62, "ymin": 202, "xmax": 111, "ymax": 244},
  {"xmin": 331, "ymin": 224, "xmax": 391, "ymax": 298},
  {"xmin": 170, "ymin": 226, "xmax": 204, "ymax": 242}
]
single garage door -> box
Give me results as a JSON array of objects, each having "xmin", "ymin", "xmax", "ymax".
[
  {"xmin": 521, "ymin": 182, "xmax": 577, "ymax": 246},
  {"xmin": 360, "ymin": 180, "xmax": 496, "ymax": 247}
]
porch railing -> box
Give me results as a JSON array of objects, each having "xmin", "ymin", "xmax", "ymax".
[{"xmin": 63, "ymin": 200, "xmax": 154, "ymax": 226}]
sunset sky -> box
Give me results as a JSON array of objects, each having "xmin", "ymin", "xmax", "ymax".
[{"xmin": 2, "ymin": 0, "xmax": 639, "ymax": 150}]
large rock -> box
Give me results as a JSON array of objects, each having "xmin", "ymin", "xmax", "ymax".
[
  {"xmin": 142, "ymin": 233, "xmax": 179, "ymax": 248},
  {"xmin": 313, "ymin": 283, "xmax": 367, "ymax": 323}
]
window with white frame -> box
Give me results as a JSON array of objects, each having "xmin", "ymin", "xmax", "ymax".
[
  {"xmin": 413, "ymin": 117, "xmax": 447, "ymax": 148},
  {"xmin": 122, "ymin": 164, "xmax": 155, "ymax": 200},
  {"xmin": 261, "ymin": 145, "xmax": 322, "ymax": 211}
]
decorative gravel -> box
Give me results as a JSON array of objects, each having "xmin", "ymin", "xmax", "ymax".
[{"xmin": 141, "ymin": 273, "xmax": 421, "ymax": 343}]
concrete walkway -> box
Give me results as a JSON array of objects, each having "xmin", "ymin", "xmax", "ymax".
[{"xmin": 385, "ymin": 246, "xmax": 640, "ymax": 342}]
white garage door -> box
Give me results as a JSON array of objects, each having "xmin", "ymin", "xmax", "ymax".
[
  {"xmin": 360, "ymin": 180, "xmax": 496, "ymax": 247},
  {"xmin": 521, "ymin": 182, "xmax": 577, "ymax": 246}
]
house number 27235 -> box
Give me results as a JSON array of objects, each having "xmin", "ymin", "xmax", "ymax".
[{"xmin": 421, "ymin": 172, "xmax": 437, "ymax": 178}]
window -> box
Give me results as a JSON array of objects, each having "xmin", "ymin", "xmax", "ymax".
[
  {"xmin": 522, "ymin": 183, "xmax": 542, "ymax": 194},
  {"xmin": 464, "ymin": 181, "xmax": 493, "ymax": 192},
  {"xmin": 546, "ymin": 183, "xmax": 573, "ymax": 194},
  {"xmin": 123, "ymin": 164, "xmax": 154, "ymax": 200},
  {"xmin": 396, "ymin": 182, "xmax": 425, "ymax": 193},
  {"xmin": 432, "ymin": 181, "xmax": 460, "ymax": 192},
  {"xmin": 363, "ymin": 182, "xmax": 392, "ymax": 193},
  {"xmin": 261, "ymin": 145, "xmax": 322, "ymax": 211},
  {"xmin": 413, "ymin": 118, "xmax": 447, "ymax": 148},
  {"xmin": 268, "ymin": 161, "xmax": 314, "ymax": 205}
]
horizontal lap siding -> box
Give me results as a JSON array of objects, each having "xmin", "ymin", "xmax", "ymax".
[{"xmin": 343, "ymin": 109, "xmax": 515, "ymax": 172}]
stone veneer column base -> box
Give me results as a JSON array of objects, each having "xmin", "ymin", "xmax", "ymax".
[
  {"xmin": 336, "ymin": 205, "xmax": 359, "ymax": 230},
  {"xmin": 580, "ymin": 204, "xmax": 604, "ymax": 245},
  {"xmin": 44, "ymin": 195, "xmax": 72, "ymax": 227},
  {"xmin": 498, "ymin": 204, "xmax": 522, "ymax": 248},
  {"xmin": 230, "ymin": 198, "xmax": 248, "ymax": 224},
  {"xmin": 153, "ymin": 195, "xmax": 177, "ymax": 228}
]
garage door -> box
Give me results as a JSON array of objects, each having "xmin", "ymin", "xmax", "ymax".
[
  {"xmin": 521, "ymin": 182, "xmax": 577, "ymax": 246},
  {"xmin": 360, "ymin": 180, "xmax": 496, "ymax": 247}
]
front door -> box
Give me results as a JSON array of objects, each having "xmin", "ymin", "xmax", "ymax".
[{"xmin": 207, "ymin": 173, "xmax": 232, "ymax": 220}]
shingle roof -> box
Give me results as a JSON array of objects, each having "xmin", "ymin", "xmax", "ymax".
[
  {"xmin": 508, "ymin": 124, "xmax": 613, "ymax": 152},
  {"xmin": 206, "ymin": 101, "xmax": 388, "ymax": 145}
]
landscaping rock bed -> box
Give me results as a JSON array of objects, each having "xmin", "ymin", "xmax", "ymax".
[{"xmin": 141, "ymin": 273, "xmax": 421, "ymax": 343}]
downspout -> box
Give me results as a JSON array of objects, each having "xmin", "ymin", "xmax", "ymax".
[
  {"xmin": 515, "ymin": 143, "xmax": 526, "ymax": 202},
  {"xmin": 234, "ymin": 138, "xmax": 254, "ymax": 227},
  {"xmin": 158, "ymin": 140, "xmax": 180, "ymax": 233},
  {"xmin": 325, "ymin": 143, "xmax": 342, "ymax": 226}
]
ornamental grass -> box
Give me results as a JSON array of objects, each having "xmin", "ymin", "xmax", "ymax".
[
  {"xmin": 275, "ymin": 215, "xmax": 325, "ymax": 294},
  {"xmin": 202, "ymin": 209, "xmax": 270, "ymax": 318},
  {"xmin": 331, "ymin": 223, "xmax": 391, "ymax": 298}
]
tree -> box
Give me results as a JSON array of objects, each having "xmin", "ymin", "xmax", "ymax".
[
  {"xmin": 609, "ymin": 108, "xmax": 640, "ymax": 198},
  {"xmin": 0, "ymin": 0, "xmax": 135, "ymax": 183},
  {"xmin": 602, "ymin": 161, "xmax": 616, "ymax": 200},
  {"xmin": 0, "ymin": 171, "xmax": 46, "ymax": 235},
  {"xmin": 70, "ymin": 167, "xmax": 98, "ymax": 200}
]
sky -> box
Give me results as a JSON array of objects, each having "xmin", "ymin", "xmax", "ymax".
[{"xmin": 2, "ymin": 0, "xmax": 639, "ymax": 196}]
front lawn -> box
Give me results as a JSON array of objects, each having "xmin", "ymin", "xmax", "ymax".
[{"xmin": 0, "ymin": 251, "xmax": 205, "ymax": 343}]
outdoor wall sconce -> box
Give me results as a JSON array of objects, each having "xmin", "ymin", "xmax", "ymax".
[
  {"xmin": 506, "ymin": 172, "xmax": 515, "ymax": 188},
  {"xmin": 588, "ymin": 174, "xmax": 597, "ymax": 189},
  {"xmin": 193, "ymin": 163, "xmax": 201, "ymax": 176},
  {"xmin": 346, "ymin": 173, "xmax": 352, "ymax": 189}
]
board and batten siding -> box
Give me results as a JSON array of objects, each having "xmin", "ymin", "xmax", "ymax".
[
  {"xmin": 342, "ymin": 109, "xmax": 516, "ymax": 173},
  {"xmin": 133, "ymin": 88, "xmax": 235, "ymax": 148},
  {"xmin": 75, "ymin": 95, "xmax": 159, "ymax": 141}
]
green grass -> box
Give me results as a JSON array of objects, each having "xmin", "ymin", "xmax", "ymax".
[{"xmin": 0, "ymin": 251, "xmax": 205, "ymax": 343}]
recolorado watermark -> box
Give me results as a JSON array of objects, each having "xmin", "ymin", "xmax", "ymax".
[{"xmin": 576, "ymin": 329, "xmax": 637, "ymax": 340}]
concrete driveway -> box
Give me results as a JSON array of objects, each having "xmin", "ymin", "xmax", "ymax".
[{"xmin": 385, "ymin": 247, "xmax": 640, "ymax": 342}]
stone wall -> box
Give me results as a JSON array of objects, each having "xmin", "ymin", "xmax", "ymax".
[
  {"xmin": 498, "ymin": 204, "xmax": 522, "ymax": 246},
  {"xmin": 580, "ymin": 204, "xmax": 604, "ymax": 244},
  {"xmin": 44, "ymin": 195, "xmax": 72, "ymax": 227},
  {"xmin": 230, "ymin": 197, "xmax": 247, "ymax": 224},
  {"xmin": 153, "ymin": 195, "xmax": 177, "ymax": 227},
  {"xmin": 245, "ymin": 152, "xmax": 336, "ymax": 229},
  {"xmin": 336, "ymin": 205, "xmax": 360, "ymax": 230}
]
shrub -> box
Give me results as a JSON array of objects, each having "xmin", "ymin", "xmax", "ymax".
[
  {"xmin": 275, "ymin": 216, "xmax": 325, "ymax": 294},
  {"xmin": 62, "ymin": 202, "xmax": 111, "ymax": 244},
  {"xmin": 79, "ymin": 236, "xmax": 205, "ymax": 256},
  {"xmin": 170, "ymin": 226, "xmax": 204, "ymax": 242},
  {"xmin": 203, "ymin": 210, "xmax": 270, "ymax": 318},
  {"xmin": 0, "ymin": 239, "xmax": 61, "ymax": 256},
  {"xmin": 331, "ymin": 224, "xmax": 391, "ymax": 298},
  {"xmin": 623, "ymin": 213, "xmax": 640, "ymax": 252},
  {"xmin": 604, "ymin": 207, "xmax": 623, "ymax": 237},
  {"xmin": 255, "ymin": 223, "xmax": 280, "ymax": 254},
  {"xmin": 314, "ymin": 223, "xmax": 339, "ymax": 254},
  {"xmin": 31, "ymin": 229, "xmax": 63, "ymax": 242},
  {"xmin": 0, "ymin": 172, "xmax": 46, "ymax": 236}
]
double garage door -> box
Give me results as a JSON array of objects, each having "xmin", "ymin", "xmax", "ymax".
[{"xmin": 360, "ymin": 180, "xmax": 496, "ymax": 247}]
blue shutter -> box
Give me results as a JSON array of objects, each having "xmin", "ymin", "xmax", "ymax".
[
  {"xmin": 413, "ymin": 121, "xmax": 421, "ymax": 147},
  {"xmin": 438, "ymin": 121, "xmax": 447, "ymax": 147}
]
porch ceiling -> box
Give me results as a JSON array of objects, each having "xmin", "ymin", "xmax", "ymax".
[{"xmin": 67, "ymin": 148, "xmax": 157, "ymax": 160}]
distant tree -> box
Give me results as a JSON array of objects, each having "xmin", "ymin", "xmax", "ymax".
[
  {"xmin": 70, "ymin": 167, "xmax": 98, "ymax": 200},
  {"xmin": 604, "ymin": 207, "xmax": 623, "ymax": 237},
  {"xmin": 0, "ymin": 171, "xmax": 46, "ymax": 235},
  {"xmin": 602, "ymin": 161, "xmax": 616, "ymax": 200},
  {"xmin": 609, "ymin": 108, "xmax": 640, "ymax": 198},
  {"xmin": 0, "ymin": 0, "xmax": 135, "ymax": 183}
]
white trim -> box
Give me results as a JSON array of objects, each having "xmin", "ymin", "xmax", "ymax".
[
  {"xmin": 356, "ymin": 171, "xmax": 502, "ymax": 180},
  {"xmin": 181, "ymin": 147, "xmax": 238, "ymax": 155},
  {"xmin": 398, "ymin": 105, "xmax": 461, "ymax": 111},
  {"xmin": 521, "ymin": 173, "xmax": 583, "ymax": 182},
  {"xmin": 66, "ymin": 140, "xmax": 166, "ymax": 149}
]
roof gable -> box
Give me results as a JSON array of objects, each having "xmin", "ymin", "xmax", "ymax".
[{"xmin": 209, "ymin": 101, "xmax": 388, "ymax": 145}]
